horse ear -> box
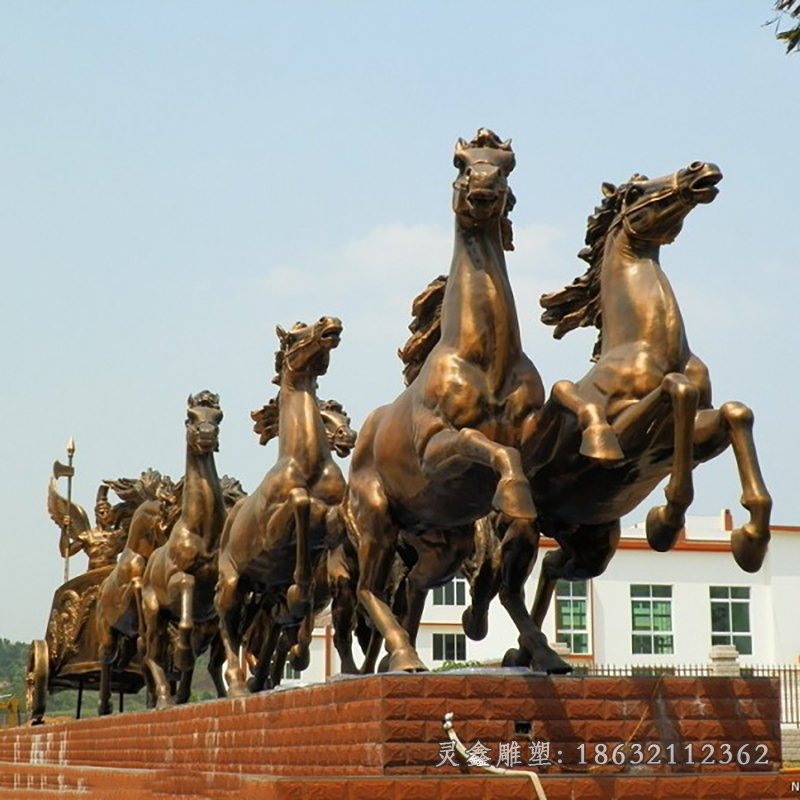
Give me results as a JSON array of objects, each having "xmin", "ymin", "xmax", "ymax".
[
  {"xmin": 601, "ymin": 182, "xmax": 617, "ymax": 197},
  {"xmin": 276, "ymin": 324, "xmax": 287, "ymax": 343},
  {"xmin": 186, "ymin": 393, "xmax": 193, "ymax": 407}
]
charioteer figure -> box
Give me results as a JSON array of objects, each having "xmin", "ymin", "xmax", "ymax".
[{"xmin": 49, "ymin": 482, "xmax": 127, "ymax": 573}]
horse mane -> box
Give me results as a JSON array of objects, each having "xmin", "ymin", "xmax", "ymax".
[
  {"xmin": 251, "ymin": 397, "xmax": 280, "ymax": 445},
  {"xmin": 539, "ymin": 179, "xmax": 631, "ymax": 362},
  {"xmin": 398, "ymin": 275, "xmax": 448, "ymax": 386},
  {"xmin": 220, "ymin": 475, "xmax": 247, "ymax": 508},
  {"xmin": 188, "ymin": 389, "xmax": 221, "ymax": 410},
  {"xmin": 251, "ymin": 396, "xmax": 348, "ymax": 445},
  {"xmin": 318, "ymin": 398, "xmax": 347, "ymax": 418}
]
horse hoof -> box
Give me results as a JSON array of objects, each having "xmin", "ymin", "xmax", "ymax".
[
  {"xmin": 286, "ymin": 584, "xmax": 311, "ymax": 619},
  {"xmin": 731, "ymin": 526, "xmax": 769, "ymax": 573},
  {"xmin": 492, "ymin": 478, "xmax": 536, "ymax": 521},
  {"xmin": 226, "ymin": 683, "xmax": 249, "ymax": 699},
  {"xmin": 646, "ymin": 506, "xmax": 683, "ymax": 552},
  {"xmin": 377, "ymin": 654, "xmax": 391, "ymax": 673},
  {"xmin": 579, "ymin": 424, "xmax": 624, "ymax": 462},
  {"xmin": 501, "ymin": 647, "xmax": 530, "ymax": 668},
  {"xmin": 155, "ymin": 695, "xmax": 174, "ymax": 711},
  {"xmin": 531, "ymin": 651, "xmax": 573, "ymax": 675},
  {"xmin": 462, "ymin": 607, "xmax": 489, "ymax": 641},
  {"xmin": 246, "ymin": 675, "xmax": 269, "ymax": 694},
  {"xmin": 289, "ymin": 644, "xmax": 310, "ymax": 672},
  {"xmin": 388, "ymin": 648, "xmax": 427, "ymax": 673},
  {"xmin": 173, "ymin": 646, "xmax": 194, "ymax": 673}
]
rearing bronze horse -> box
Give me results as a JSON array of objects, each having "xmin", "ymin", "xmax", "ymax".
[
  {"xmin": 496, "ymin": 161, "xmax": 772, "ymax": 668},
  {"xmin": 344, "ymin": 129, "xmax": 545, "ymax": 673}
]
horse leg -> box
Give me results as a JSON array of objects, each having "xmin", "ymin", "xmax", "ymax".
[
  {"xmin": 284, "ymin": 488, "xmax": 312, "ymax": 619},
  {"xmin": 549, "ymin": 380, "xmax": 623, "ymax": 461},
  {"xmin": 645, "ymin": 374, "xmax": 699, "ymax": 551},
  {"xmin": 495, "ymin": 520, "xmax": 571, "ymax": 674},
  {"xmin": 97, "ymin": 624, "xmax": 115, "ymax": 717},
  {"xmin": 169, "ymin": 571, "xmax": 195, "ymax": 672},
  {"xmin": 289, "ymin": 609, "xmax": 314, "ymax": 672},
  {"xmin": 270, "ymin": 629, "xmax": 291, "ymax": 689},
  {"xmin": 359, "ymin": 625, "xmax": 384, "ymax": 675},
  {"xmin": 207, "ymin": 636, "xmax": 227, "ymax": 699},
  {"xmin": 330, "ymin": 549, "xmax": 360, "ymax": 674},
  {"xmin": 462, "ymin": 517, "xmax": 502, "ymax": 642},
  {"xmin": 420, "ymin": 428, "xmax": 535, "ymax": 520},
  {"xmin": 215, "ymin": 549, "xmax": 248, "ymax": 697},
  {"xmin": 522, "ymin": 522, "xmax": 621, "ymax": 667},
  {"xmin": 175, "ymin": 666, "xmax": 194, "ymax": 704},
  {"xmin": 694, "ymin": 403, "xmax": 772, "ymax": 572},
  {"xmin": 141, "ymin": 587, "xmax": 173, "ymax": 710},
  {"xmin": 249, "ymin": 618, "xmax": 281, "ymax": 693},
  {"xmin": 350, "ymin": 478, "xmax": 426, "ymax": 673}
]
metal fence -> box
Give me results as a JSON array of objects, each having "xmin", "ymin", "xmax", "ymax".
[{"xmin": 569, "ymin": 662, "xmax": 800, "ymax": 726}]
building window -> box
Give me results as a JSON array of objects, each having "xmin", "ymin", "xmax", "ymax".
[
  {"xmin": 555, "ymin": 579, "xmax": 590, "ymax": 654},
  {"xmin": 283, "ymin": 662, "xmax": 301, "ymax": 681},
  {"xmin": 432, "ymin": 632, "xmax": 466, "ymax": 662},
  {"xmin": 630, "ymin": 584, "xmax": 674, "ymax": 655},
  {"xmin": 433, "ymin": 576, "xmax": 467, "ymax": 606},
  {"xmin": 710, "ymin": 586, "xmax": 752, "ymax": 655}
]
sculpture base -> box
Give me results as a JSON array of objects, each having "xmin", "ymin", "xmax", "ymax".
[{"xmin": 0, "ymin": 672, "xmax": 791, "ymax": 797}]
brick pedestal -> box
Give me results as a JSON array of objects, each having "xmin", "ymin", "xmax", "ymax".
[{"xmin": 0, "ymin": 672, "xmax": 790, "ymax": 797}]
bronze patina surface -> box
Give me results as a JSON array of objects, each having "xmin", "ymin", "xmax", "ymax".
[
  {"xmin": 343, "ymin": 130, "xmax": 549, "ymax": 674},
  {"xmin": 140, "ymin": 391, "xmax": 227, "ymax": 709},
  {"xmin": 215, "ymin": 317, "xmax": 348, "ymax": 696}
]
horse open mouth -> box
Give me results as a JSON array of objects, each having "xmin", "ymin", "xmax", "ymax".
[
  {"xmin": 320, "ymin": 321, "xmax": 342, "ymax": 347},
  {"xmin": 467, "ymin": 191, "xmax": 500, "ymax": 215},
  {"xmin": 334, "ymin": 436, "xmax": 356, "ymax": 457},
  {"xmin": 690, "ymin": 171, "xmax": 722, "ymax": 204}
]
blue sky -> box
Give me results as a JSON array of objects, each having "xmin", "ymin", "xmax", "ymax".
[{"xmin": 1, "ymin": 3, "xmax": 797, "ymax": 642}]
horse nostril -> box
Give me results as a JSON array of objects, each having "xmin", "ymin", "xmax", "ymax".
[{"xmin": 689, "ymin": 161, "xmax": 703, "ymax": 171}]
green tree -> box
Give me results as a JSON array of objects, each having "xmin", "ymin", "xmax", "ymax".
[{"xmin": 774, "ymin": 1, "xmax": 800, "ymax": 53}]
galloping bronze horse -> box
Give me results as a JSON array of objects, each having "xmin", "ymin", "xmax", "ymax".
[
  {"xmin": 215, "ymin": 317, "xmax": 347, "ymax": 696},
  {"xmin": 344, "ymin": 130, "xmax": 548, "ymax": 673},
  {"xmin": 494, "ymin": 161, "xmax": 771, "ymax": 668},
  {"xmin": 140, "ymin": 391, "xmax": 226, "ymax": 708}
]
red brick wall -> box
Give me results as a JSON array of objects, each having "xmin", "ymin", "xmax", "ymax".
[{"xmin": 0, "ymin": 675, "xmax": 781, "ymax": 778}]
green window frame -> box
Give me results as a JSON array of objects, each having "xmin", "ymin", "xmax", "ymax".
[
  {"xmin": 433, "ymin": 576, "xmax": 467, "ymax": 606},
  {"xmin": 432, "ymin": 632, "xmax": 466, "ymax": 662},
  {"xmin": 710, "ymin": 586, "xmax": 752, "ymax": 655},
  {"xmin": 555, "ymin": 579, "xmax": 590, "ymax": 654},
  {"xmin": 630, "ymin": 584, "xmax": 674, "ymax": 655}
]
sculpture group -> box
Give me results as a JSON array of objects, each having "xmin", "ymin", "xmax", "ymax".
[{"xmin": 27, "ymin": 130, "xmax": 772, "ymax": 719}]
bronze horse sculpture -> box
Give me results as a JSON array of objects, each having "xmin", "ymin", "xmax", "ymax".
[
  {"xmin": 215, "ymin": 316, "xmax": 347, "ymax": 696},
  {"xmin": 96, "ymin": 471, "xmax": 177, "ymax": 714},
  {"xmin": 140, "ymin": 391, "xmax": 227, "ymax": 708},
  {"xmin": 464, "ymin": 161, "xmax": 772, "ymax": 670},
  {"xmin": 343, "ymin": 129, "xmax": 557, "ymax": 673},
  {"xmin": 243, "ymin": 395, "xmax": 361, "ymax": 689}
]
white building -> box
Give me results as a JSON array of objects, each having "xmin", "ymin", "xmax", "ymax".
[{"xmin": 285, "ymin": 511, "xmax": 800, "ymax": 685}]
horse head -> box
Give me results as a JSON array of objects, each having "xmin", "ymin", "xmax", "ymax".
[
  {"xmin": 185, "ymin": 390, "xmax": 223, "ymax": 456},
  {"xmin": 319, "ymin": 399, "xmax": 358, "ymax": 457},
  {"xmin": 452, "ymin": 129, "xmax": 516, "ymax": 239},
  {"xmin": 606, "ymin": 161, "xmax": 722, "ymax": 246},
  {"xmin": 273, "ymin": 316, "xmax": 342, "ymax": 384}
]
